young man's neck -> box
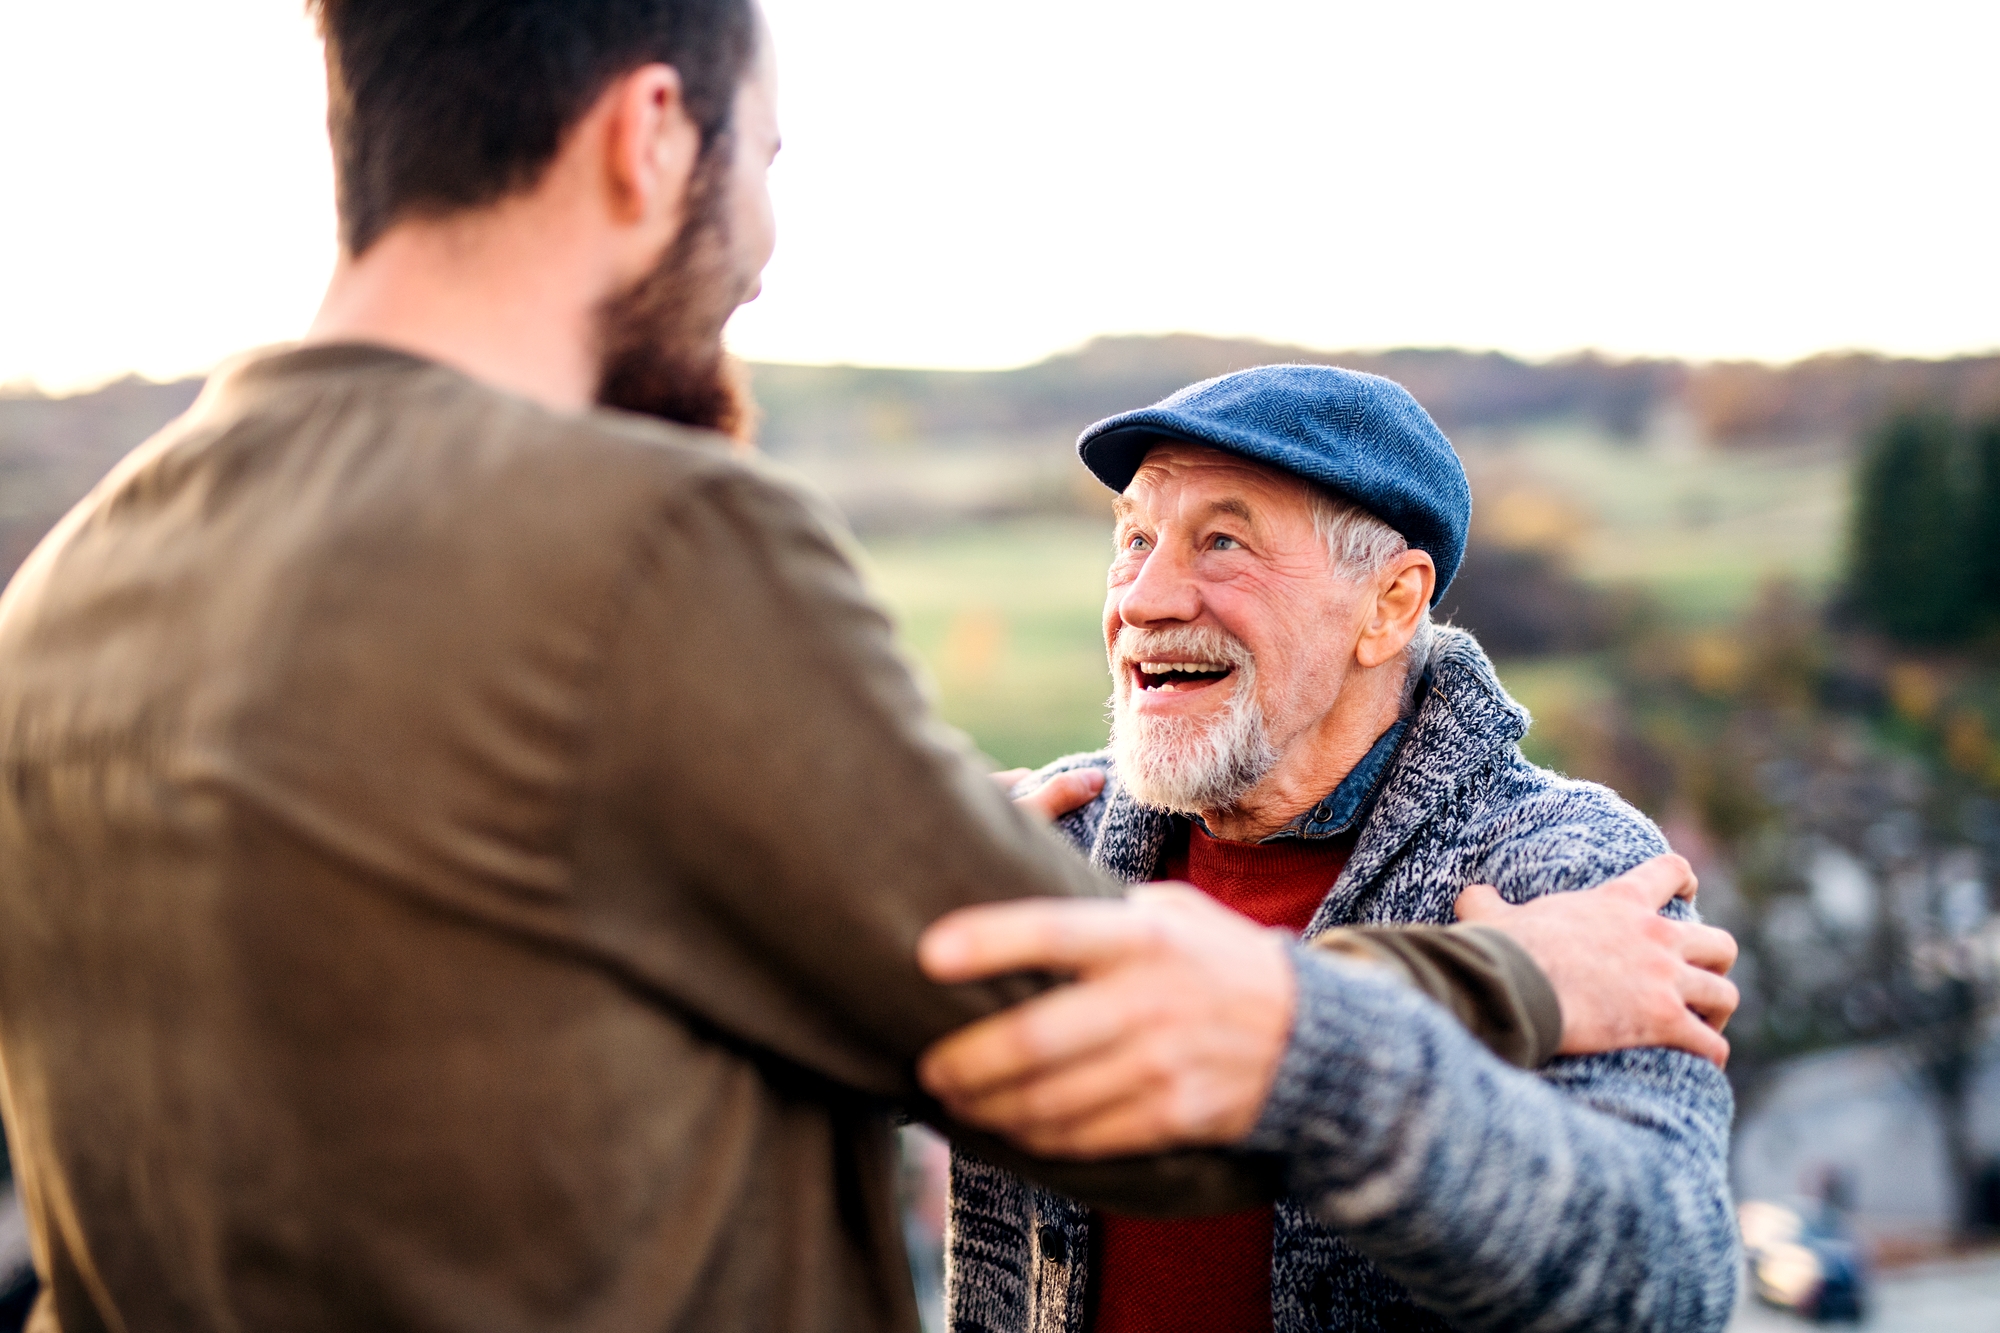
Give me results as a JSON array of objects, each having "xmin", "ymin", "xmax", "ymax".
[
  {"xmin": 306, "ymin": 201, "xmax": 614, "ymax": 414},
  {"xmin": 1198, "ymin": 668, "xmax": 1404, "ymax": 843}
]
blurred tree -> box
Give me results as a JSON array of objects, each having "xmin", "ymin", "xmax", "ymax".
[
  {"xmin": 1435, "ymin": 540, "xmax": 1619, "ymax": 657},
  {"xmin": 1971, "ymin": 418, "xmax": 2000, "ymax": 625},
  {"xmin": 1850, "ymin": 411, "xmax": 1977, "ymax": 643}
]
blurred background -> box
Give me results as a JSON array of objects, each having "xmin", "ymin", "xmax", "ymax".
[{"xmin": 3, "ymin": 1, "xmax": 1998, "ymax": 1328}]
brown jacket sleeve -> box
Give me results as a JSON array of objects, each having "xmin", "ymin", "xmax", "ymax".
[
  {"xmin": 1311, "ymin": 925, "xmax": 1564, "ymax": 1069},
  {"xmin": 576, "ymin": 461, "xmax": 1276, "ymax": 1214}
]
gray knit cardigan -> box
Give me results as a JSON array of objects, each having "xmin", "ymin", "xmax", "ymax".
[{"xmin": 944, "ymin": 628, "xmax": 1739, "ymax": 1333}]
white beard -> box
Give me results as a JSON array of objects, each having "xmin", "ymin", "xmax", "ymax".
[{"xmin": 1108, "ymin": 625, "xmax": 1276, "ymax": 817}]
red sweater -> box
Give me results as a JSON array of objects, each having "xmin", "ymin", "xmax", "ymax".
[{"xmin": 1091, "ymin": 825, "xmax": 1355, "ymax": 1333}]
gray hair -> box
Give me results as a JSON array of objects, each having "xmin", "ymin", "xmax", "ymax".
[{"xmin": 1305, "ymin": 487, "xmax": 1435, "ymax": 717}]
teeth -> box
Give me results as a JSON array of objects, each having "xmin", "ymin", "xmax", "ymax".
[{"xmin": 1137, "ymin": 661, "xmax": 1228, "ymax": 674}]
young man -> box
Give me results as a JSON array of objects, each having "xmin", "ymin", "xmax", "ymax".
[
  {"xmin": 0, "ymin": 5, "xmax": 1733, "ymax": 1331},
  {"xmin": 925, "ymin": 368, "xmax": 1743, "ymax": 1333}
]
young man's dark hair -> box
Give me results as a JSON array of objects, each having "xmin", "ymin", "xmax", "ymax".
[{"xmin": 311, "ymin": 0, "xmax": 759, "ymax": 256}]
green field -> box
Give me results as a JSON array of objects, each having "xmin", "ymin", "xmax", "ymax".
[
  {"xmin": 1467, "ymin": 427, "xmax": 1849, "ymax": 622},
  {"xmin": 861, "ymin": 518, "xmax": 1116, "ymax": 768}
]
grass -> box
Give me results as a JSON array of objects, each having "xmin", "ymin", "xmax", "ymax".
[
  {"xmin": 859, "ymin": 517, "xmax": 1116, "ymax": 768},
  {"xmin": 1468, "ymin": 427, "xmax": 1849, "ymax": 624}
]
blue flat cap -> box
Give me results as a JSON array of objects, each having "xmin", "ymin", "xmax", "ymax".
[{"xmin": 1076, "ymin": 364, "xmax": 1471, "ymax": 602}]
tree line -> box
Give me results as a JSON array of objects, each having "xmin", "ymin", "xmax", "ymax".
[{"xmin": 1850, "ymin": 412, "xmax": 2000, "ymax": 644}]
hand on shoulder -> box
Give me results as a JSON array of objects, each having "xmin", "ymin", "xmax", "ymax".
[{"xmin": 1455, "ymin": 853, "xmax": 1739, "ymax": 1067}]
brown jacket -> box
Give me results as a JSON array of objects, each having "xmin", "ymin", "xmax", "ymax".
[{"xmin": 0, "ymin": 345, "xmax": 1546, "ymax": 1333}]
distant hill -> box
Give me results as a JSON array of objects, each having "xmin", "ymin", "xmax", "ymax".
[
  {"xmin": 2, "ymin": 335, "xmax": 1996, "ymax": 576},
  {"xmin": 751, "ymin": 336, "xmax": 2000, "ymax": 453},
  {"xmin": 752, "ymin": 337, "xmax": 1686, "ymax": 451}
]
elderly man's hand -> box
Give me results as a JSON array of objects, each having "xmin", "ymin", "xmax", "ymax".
[
  {"xmin": 1455, "ymin": 853, "xmax": 1740, "ymax": 1067},
  {"xmin": 916, "ymin": 886, "xmax": 1294, "ymax": 1158},
  {"xmin": 993, "ymin": 766, "xmax": 1105, "ymax": 823}
]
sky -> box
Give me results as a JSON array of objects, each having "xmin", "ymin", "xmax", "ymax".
[{"xmin": 2, "ymin": 1, "xmax": 1996, "ymax": 392}]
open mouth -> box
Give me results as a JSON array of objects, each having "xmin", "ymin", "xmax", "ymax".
[{"xmin": 1131, "ymin": 660, "xmax": 1236, "ymax": 693}]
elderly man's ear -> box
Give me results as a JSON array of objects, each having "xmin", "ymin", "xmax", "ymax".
[{"xmin": 1354, "ymin": 551, "xmax": 1436, "ymax": 669}]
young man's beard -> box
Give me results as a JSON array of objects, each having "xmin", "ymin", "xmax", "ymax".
[
  {"xmin": 594, "ymin": 144, "xmax": 758, "ymax": 443},
  {"xmin": 1108, "ymin": 625, "xmax": 1276, "ymax": 817}
]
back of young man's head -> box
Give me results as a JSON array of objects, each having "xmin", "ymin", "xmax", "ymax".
[
  {"xmin": 311, "ymin": 0, "xmax": 759, "ymax": 257},
  {"xmin": 308, "ymin": 0, "xmax": 767, "ymax": 437}
]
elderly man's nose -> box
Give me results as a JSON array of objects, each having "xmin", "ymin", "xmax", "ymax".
[{"xmin": 1118, "ymin": 546, "xmax": 1202, "ymax": 626}]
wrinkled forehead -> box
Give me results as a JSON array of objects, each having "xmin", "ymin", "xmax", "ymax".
[{"xmin": 1116, "ymin": 441, "xmax": 1319, "ymax": 522}]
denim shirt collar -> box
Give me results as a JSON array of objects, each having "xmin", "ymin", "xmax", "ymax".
[{"xmin": 1258, "ymin": 717, "xmax": 1410, "ymax": 844}]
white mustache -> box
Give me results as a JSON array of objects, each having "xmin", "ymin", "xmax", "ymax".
[{"xmin": 1112, "ymin": 626, "xmax": 1254, "ymax": 672}]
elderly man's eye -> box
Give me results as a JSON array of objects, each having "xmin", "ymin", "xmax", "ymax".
[
  {"xmin": 1213, "ymin": 535, "xmax": 1242, "ymax": 551},
  {"xmin": 1125, "ymin": 533, "xmax": 1151, "ymax": 552}
]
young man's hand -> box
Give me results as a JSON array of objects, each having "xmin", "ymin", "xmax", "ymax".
[
  {"xmin": 916, "ymin": 885, "xmax": 1294, "ymax": 1159},
  {"xmin": 1455, "ymin": 853, "xmax": 1739, "ymax": 1067}
]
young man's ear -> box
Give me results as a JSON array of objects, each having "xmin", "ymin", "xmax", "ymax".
[
  {"xmin": 1355, "ymin": 551, "xmax": 1435, "ymax": 669},
  {"xmin": 602, "ymin": 63, "xmax": 701, "ymax": 230}
]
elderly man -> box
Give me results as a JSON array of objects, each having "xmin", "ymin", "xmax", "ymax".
[{"xmin": 921, "ymin": 366, "xmax": 1741, "ymax": 1333}]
